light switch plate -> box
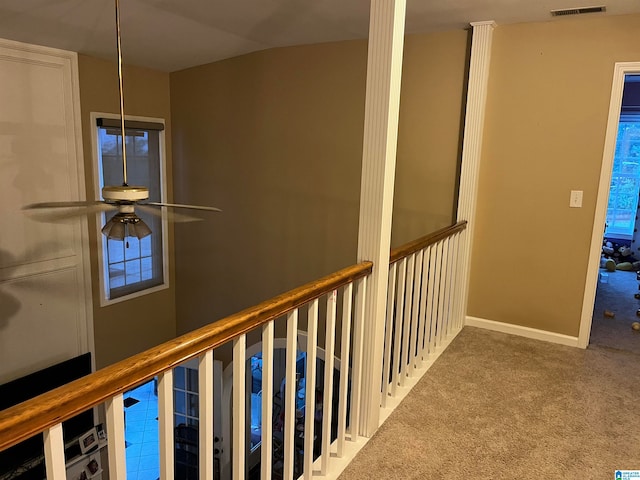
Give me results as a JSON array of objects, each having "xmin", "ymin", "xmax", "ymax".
[{"xmin": 570, "ymin": 190, "xmax": 583, "ymax": 208}]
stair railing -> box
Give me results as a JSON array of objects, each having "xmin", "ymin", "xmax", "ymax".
[
  {"xmin": 381, "ymin": 221, "xmax": 467, "ymax": 408},
  {"xmin": 0, "ymin": 261, "xmax": 372, "ymax": 480}
]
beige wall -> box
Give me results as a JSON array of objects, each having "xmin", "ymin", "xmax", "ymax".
[
  {"xmin": 170, "ymin": 41, "xmax": 366, "ymax": 333},
  {"xmin": 77, "ymin": 54, "xmax": 176, "ymax": 368},
  {"xmin": 170, "ymin": 32, "xmax": 468, "ymax": 333},
  {"xmin": 468, "ymin": 14, "xmax": 640, "ymax": 336},
  {"xmin": 393, "ymin": 30, "xmax": 469, "ymax": 247}
]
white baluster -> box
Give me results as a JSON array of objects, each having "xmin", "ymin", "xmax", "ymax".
[
  {"xmin": 43, "ymin": 423, "xmax": 65, "ymax": 480},
  {"xmin": 437, "ymin": 240, "xmax": 450, "ymax": 346},
  {"xmin": 321, "ymin": 290, "xmax": 337, "ymax": 475},
  {"xmin": 400, "ymin": 254, "xmax": 415, "ymax": 385},
  {"xmin": 391, "ymin": 258, "xmax": 407, "ymax": 396},
  {"xmin": 106, "ymin": 393, "xmax": 127, "ymax": 479},
  {"xmin": 283, "ymin": 309, "xmax": 299, "ymax": 479},
  {"xmin": 382, "ymin": 263, "xmax": 397, "ymax": 406},
  {"xmin": 158, "ymin": 370, "xmax": 174, "ymax": 480},
  {"xmin": 200, "ymin": 350, "xmax": 214, "ymax": 480},
  {"xmin": 261, "ymin": 320, "xmax": 275, "ymax": 480},
  {"xmin": 350, "ymin": 276, "xmax": 367, "ymax": 436},
  {"xmin": 337, "ymin": 283, "xmax": 353, "ymax": 457},
  {"xmin": 410, "ymin": 250, "xmax": 423, "ymax": 372},
  {"xmin": 444, "ymin": 236, "xmax": 456, "ymax": 336},
  {"xmin": 232, "ymin": 335, "xmax": 246, "ymax": 480},
  {"xmin": 451, "ymin": 232, "xmax": 463, "ymax": 330},
  {"xmin": 304, "ymin": 298, "xmax": 319, "ymax": 478},
  {"xmin": 417, "ymin": 246, "xmax": 431, "ymax": 363},
  {"xmin": 428, "ymin": 245, "xmax": 441, "ymax": 353}
]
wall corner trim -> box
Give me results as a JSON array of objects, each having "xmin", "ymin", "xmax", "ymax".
[
  {"xmin": 465, "ymin": 316, "xmax": 580, "ymax": 348},
  {"xmin": 470, "ymin": 20, "xmax": 497, "ymax": 28}
]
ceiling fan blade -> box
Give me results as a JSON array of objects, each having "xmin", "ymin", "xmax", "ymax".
[
  {"xmin": 23, "ymin": 202, "xmax": 117, "ymax": 222},
  {"xmin": 137, "ymin": 204, "xmax": 202, "ymax": 223},
  {"xmin": 144, "ymin": 201, "xmax": 222, "ymax": 213},
  {"xmin": 23, "ymin": 200, "xmax": 108, "ymax": 209}
]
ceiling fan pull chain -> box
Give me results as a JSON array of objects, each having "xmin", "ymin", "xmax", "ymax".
[{"xmin": 115, "ymin": 0, "xmax": 128, "ymax": 186}]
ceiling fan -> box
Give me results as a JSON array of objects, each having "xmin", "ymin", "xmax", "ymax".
[{"xmin": 23, "ymin": 0, "xmax": 221, "ymax": 241}]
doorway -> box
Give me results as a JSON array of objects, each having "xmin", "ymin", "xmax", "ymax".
[{"xmin": 581, "ymin": 63, "xmax": 640, "ymax": 351}]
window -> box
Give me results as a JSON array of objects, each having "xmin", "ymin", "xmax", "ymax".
[
  {"xmin": 92, "ymin": 113, "xmax": 168, "ymax": 303},
  {"xmin": 174, "ymin": 365, "xmax": 200, "ymax": 429},
  {"xmin": 606, "ymin": 113, "xmax": 640, "ymax": 239},
  {"xmin": 173, "ymin": 364, "xmax": 200, "ymax": 480}
]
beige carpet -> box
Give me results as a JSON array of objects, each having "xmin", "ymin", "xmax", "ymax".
[{"xmin": 338, "ymin": 327, "xmax": 640, "ymax": 479}]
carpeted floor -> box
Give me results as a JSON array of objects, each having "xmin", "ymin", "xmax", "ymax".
[
  {"xmin": 338, "ymin": 327, "xmax": 640, "ymax": 480},
  {"xmin": 592, "ymin": 269, "xmax": 640, "ymax": 355}
]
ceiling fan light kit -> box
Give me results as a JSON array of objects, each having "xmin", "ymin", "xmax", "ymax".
[{"xmin": 101, "ymin": 213, "xmax": 152, "ymax": 240}]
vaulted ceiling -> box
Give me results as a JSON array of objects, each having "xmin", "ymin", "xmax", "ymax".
[{"xmin": 2, "ymin": 0, "xmax": 640, "ymax": 72}]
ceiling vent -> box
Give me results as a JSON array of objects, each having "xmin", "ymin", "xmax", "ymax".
[{"xmin": 550, "ymin": 5, "xmax": 606, "ymax": 16}]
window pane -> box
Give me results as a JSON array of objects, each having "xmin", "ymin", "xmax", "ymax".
[
  {"xmin": 141, "ymin": 235, "xmax": 152, "ymax": 257},
  {"xmin": 135, "ymin": 132, "xmax": 149, "ymax": 155},
  {"xmin": 187, "ymin": 417, "xmax": 199, "ymax": 427},
  {"xmin": 141, "ymin": 257, "xmax": 153, "ymax": 281},
  {"xmin": 125, "ymin": 237, "xmax": 141, "ymax": 260},
  {"xmin": 175, "ymin": 414, "xmax": 186, "ymax": 427},
  {"xmin": 125, "ymin": 132, "xmax": 135, "ymax": 153},
  {"xmin": 608, "ymin": 118, "xmax": 640, "ymax": 237},
  {"xmin": 187, "ymin": 369, "xmax": 199, "ymax": 393},
  {"xmin": 99, "ymin": 129, "xmax": 118, "ymax": 155},
  {"xmin": 107, "ymin": 239, "xmax": 125, "ymax": 264},
  {"xmin": 187, "ymin": 393, "xmax": 199, "ymax": 417},
  {"xmin": 175, "ymin": 391, "xmax": 186, "ymax": 415},
  {"xmin": 109, "ymin": 263, "xmax": 125, "ymax": 289},
  {"xmin": 125, "ymin": 259, "xmax": 141, "ymax": 284},
  {"xmin": 174, "ymin": 367, "xmax": 186, "ymax": 390}
]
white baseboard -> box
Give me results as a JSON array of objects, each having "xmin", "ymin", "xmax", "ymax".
[{"xmin": 465, "ymin": 316, "xmax": 580, "ymax": 347}]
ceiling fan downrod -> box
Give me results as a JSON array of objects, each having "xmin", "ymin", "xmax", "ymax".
[{"xmin": 115, "ymin": 0, "xmax": 128, "ymax": 187}]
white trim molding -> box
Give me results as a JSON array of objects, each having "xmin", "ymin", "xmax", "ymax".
[
  {"xmin": 578, "ymin": 62, "xmax": 640, "ymax": 349},
  {"xmin": 454, "ymin": 21, "xmax": 496, "ymax": 328},
  {"xmin": 466, "ymin": 316, "xmax": 580, "ymax": 347}
]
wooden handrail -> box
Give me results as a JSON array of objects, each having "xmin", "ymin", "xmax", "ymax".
[
  {"xmin": 389, "ymin": 221, "xmax": 467, "ymax": 264},
  {"xmin": 0, "ymin": 261, "xmax": 372, "ymax": 453}
]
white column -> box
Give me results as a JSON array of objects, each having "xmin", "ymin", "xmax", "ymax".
[
  {"xmin": 357, "ymin": 0, "xmax": 406, "ymax": 437},
  {"xmin": 455, "ymin": 21, "xmax": 496, "ymax": 326}
]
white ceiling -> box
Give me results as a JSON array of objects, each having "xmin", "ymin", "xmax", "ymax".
[{"xmin": 1, "ymin": 0, "xmax": 639, "ymax": 72}]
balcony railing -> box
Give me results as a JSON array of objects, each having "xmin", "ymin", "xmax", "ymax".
[
  {"xmin": 382, "ymin": 221, "xmax": 467, "ymax": 414},
  {"xmin": 0, "ymin": 221, "xmax": 466, "ymax": 480}
]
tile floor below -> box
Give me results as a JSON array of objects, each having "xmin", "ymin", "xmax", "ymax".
[{"xmin": 124, "ymin": 380, "xmax": 159, "ymax": 480}]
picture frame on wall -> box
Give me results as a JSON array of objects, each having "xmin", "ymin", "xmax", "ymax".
[
  {"xmin": 79, "ymin": 427, "xmax": 98, "ymax": 454},
  {"xmin": 96, "ymin": 423, "xmax": 106, "ymax": 442},
  {"xmin": 87, "ymin": 459, "xmax": 99, "ymax": 475}
]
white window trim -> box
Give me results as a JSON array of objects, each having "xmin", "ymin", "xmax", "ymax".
[{"xmin": 90, "ymin": 112, "xmax": 170, "ymax": 306}]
